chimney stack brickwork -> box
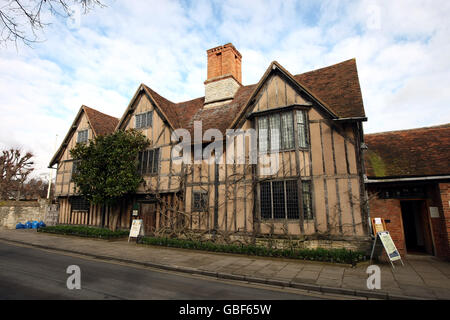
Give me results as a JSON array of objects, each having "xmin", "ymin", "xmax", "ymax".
[{"xmin": 204, "ymin": 43, "xmax": 242, "ymax": 107}]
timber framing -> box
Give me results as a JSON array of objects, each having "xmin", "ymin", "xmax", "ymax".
[{"xmin": 50, "ymin": 45, "xmax": 369, "ymax": 241}]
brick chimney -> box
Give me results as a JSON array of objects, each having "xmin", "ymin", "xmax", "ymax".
[{"xmin": 204, "ymin": 43, "xmax": 242, "ymax": 108}]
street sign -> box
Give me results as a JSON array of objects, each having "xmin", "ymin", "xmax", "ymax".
[{"xmin": 128, "ymin": 219, "xmax": 144, "ymax": 242}]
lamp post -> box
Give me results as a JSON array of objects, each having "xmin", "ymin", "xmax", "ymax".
[{"xmin": 47, "ymin": 134, "xmax": 58, "ymax": 199}]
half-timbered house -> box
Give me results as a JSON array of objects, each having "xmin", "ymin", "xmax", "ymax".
[{"xmin": 50, "ymin": 43, "xmax": 371, "ymax": 249}]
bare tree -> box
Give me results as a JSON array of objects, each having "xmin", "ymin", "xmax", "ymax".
[
  {"xmin": 0, "ymin": 0, "xmax": 104, "ymax": 47},
  {"xmin": 21, "ymin": 177, "xmax": 54, "ymax": 200},
  {"xmin": 0, "ymin": 148, "xmax": 34, "ymax": 200}
]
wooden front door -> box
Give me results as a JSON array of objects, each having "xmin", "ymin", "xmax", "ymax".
[{"xmin": 140, "ymin": 202, "xmax": 156, "ymax": 235}]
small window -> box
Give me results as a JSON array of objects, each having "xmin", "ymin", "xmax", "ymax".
[
  {"xmin": 77, "ymin": 130, "xmax": 88, "ymax": 143},
  {"xmin": 135, "ymin": 111, "xmax": 153, "ymax": 129},
  {"xmin": 137, "ymin": 148, "xmax": 160, "ymax": 175},
  {"xmin": 70, "ymin": 196, "xmax": 90, "ymax": 211},
  {"xmin": 259, "ymin": 180, "xmax": 313, "ymax": 220},
  {"xmin": 192, "ymin": 191, "xmax": 208, "ymax": 212}
]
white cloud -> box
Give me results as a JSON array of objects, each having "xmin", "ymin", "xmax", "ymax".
[{"xmin": 0, "ymin": 0, "xmax": 449, "ymax": 178}]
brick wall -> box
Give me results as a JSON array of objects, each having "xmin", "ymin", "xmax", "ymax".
[
  {"xmin": 437, "ymin": 183, "xmax": 450, "ymax": 259},
  {"xmin": 368, "ymin": 193, "xmax": 406, "ymax": 256}
]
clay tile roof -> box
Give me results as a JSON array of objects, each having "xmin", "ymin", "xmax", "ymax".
[
  {"xmin": 140, "ymin": 59, "xmax": 365, "ymax": 136},
  {"xmin": 142, "ymin": 85, "xmax": 180, "ymax": 128},
  {"xmin": 49, "ymin": 106, "xmax": 119, "ymax": 167},
  {"xmin": 294, "ymin": 59, "xmax": 365, "ymax": 118},
  {"xmin": 364, "ymin": 124, "xmax": 450, "ymax": 179},
  {"xmin": 83, "ymin": 106, "xmax": 119, "ymax": 136}
]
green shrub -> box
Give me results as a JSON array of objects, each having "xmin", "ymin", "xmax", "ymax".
[
  {"xmin": 140, "ymin": 236, "xmax": 367, "ymax": 265},
  {"xmin": 38, "ymin": 225, "xmax": 129, "ymax": 239}
]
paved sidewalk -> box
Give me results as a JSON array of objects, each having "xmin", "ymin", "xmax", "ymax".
[{"xmin": 1, "ymin": 228, "xmax": 449, "ymax": 300}]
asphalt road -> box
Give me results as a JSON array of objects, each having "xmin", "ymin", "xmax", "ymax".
[{"xmin": 0, "ymin": 241, "xmax": 328, "ymax": 300}]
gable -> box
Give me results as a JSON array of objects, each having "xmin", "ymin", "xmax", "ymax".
[
  {"xmin": 49, "ymin": 109, "xmax": 93, "ymax": 167},
  {"xmin": 121, "ymin": 93, "xmax": 173, "ymax": 147},
  {"xmin": 49, "ymin": 106, "xmax": 118, "ymax": 168},
  {"xmin": 251, "ymin": 73, "xmax": 311, "ymax": 113}
]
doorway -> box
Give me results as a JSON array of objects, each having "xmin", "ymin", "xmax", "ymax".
[
  {"xmin": 140, "ymin": 202, "xmax": 156, "ymax": 235},
  {"xmin": 400, "ymin": 200, "xmax": 434, "ymax": 255}
]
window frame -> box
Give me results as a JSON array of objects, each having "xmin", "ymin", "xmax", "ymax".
[
  {"xmin": 259, "ymin": 179, "xmax": 313, "ymax": 221},
  {"xmin": 296, "ymin": 109, "xmax": 309, "ymax": 150},
  {"xmin": 77, "ymin": 129, "xmax": 88, "ymax": 144},
  {"xmin": 70, "ymin": 160, "xmax": 81, "ymax": 181},
  {"xmin": 256, "ymin": 108, "xmax": 309, "ymax": 153},
  {"xmin": 137, "ymin": 148, "xmax": 160, "ymax": 175},
  {"xmin": 192, "ymin": 190, "xmax": 208, "ymax": 212},
  {"xmin": 70, "ymin": 196, "xmax": 90, "ymax": 212},
  {"xmin": 135, "ymin": 111, "xmax": 153, "ymax": 129}
]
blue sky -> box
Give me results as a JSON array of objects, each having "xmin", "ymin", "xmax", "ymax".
[{"xmin": 1, "ymin": 0, "xmax": 449, "ymax": 177}]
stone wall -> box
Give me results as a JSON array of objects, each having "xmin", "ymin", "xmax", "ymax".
[{"xmin": 0, "ymin": 200, "xmax": 57, "ymax": 229}]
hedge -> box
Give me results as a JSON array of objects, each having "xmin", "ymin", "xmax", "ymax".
[
  {"xmin": 140, "ymin": 236, "xmax": 367, "ymax": 266},
  {"xmin": 38, "ymin": 225, "xmax": 129, "ymax": 239}
]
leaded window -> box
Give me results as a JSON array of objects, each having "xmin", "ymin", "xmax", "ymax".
[
  {"xmin": 77, "ymin": 130, "xmax": 88, "ymax": 143},
  {"xmin": 70, "ymin": 196, "xmax": 90, "ymax": 211},
  {"xmin": 192, "ymin": 191, "xmax": 208, "ymax": 212},
  {"xmin": 259, "ymin": 180, "xmax": 313, "ymax": 220},
  {"xmin": 257, "ymin": 110, "xmax": 307, "ymax": 152},
  {"xmin": 135, "ymin": 111, "xmax": 153, "ymax": 129},
  {"xmin": 137, "ymin": 148, "xmax": 160, "ymax": 174}
]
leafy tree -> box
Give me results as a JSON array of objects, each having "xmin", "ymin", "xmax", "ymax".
[{"xmin": 70, "ymin": 129, "xmax": 149, "ymax": 230}]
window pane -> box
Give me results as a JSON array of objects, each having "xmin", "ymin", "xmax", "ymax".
[
  {"xmin": 272, "ymin": 181, "xmax": 285, "ymax": 219},
  {"xmin": 260, "ymin": 182, "xmax": 272, "ymax": 219},
  {"xmin": 77, "ymin": 130, "xmax": 87, "ymax": 143},
  {"xmin": 152, "ymin": 148, "xmax": 159, "ymax": 173},
  {"xmin": 193, "ymin": 192, "xmax": 200, "ymax": 210},
  {"xmin": 302, "ymin": 181, "xmax": 313, "ymax": 219},
  {"xmin": 258, "ymin": 117, "xmax": 268, "ymax": 154},
  {"xmin": 269, "ymin": 114, "xmax": 281, "ymax": 152},
  {"xmin": 193, "ymin": 192, "xmax": 208, "ymax": 211},
  {"xmin": 297, "ymin": 111, "xmax": 307, "ymax": 148},
  {"xmin": 201, "ymin": 193, "xmax": 208, "ymax": 210},
  {"xmin": 147, "ymin": 150, "xmax": 154, "ymax": 174},
  {"xmin": 142, "ymin": 150, "xmax": 148, "ymax": 174},
  {"xmin": 135, "ymin": 115, "xmax": 141, "ymax": 128},
  {"xmin": 281, "ymin": 112, "xmax": 294, "ymax": 149},
  {"xmin": 286, "ymin": 180, "xmax": 299, "ymax": 219}
]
